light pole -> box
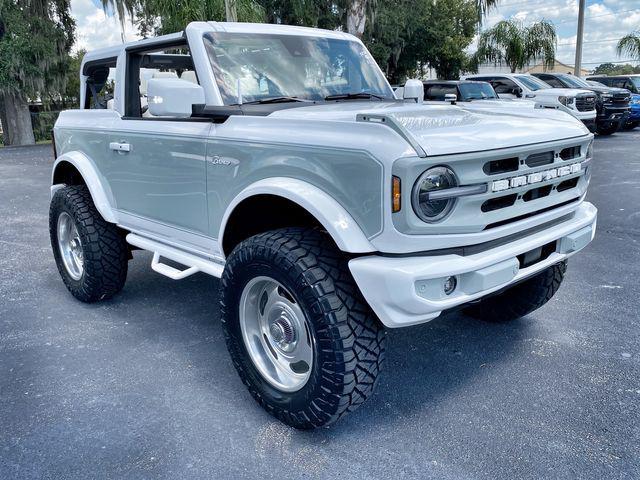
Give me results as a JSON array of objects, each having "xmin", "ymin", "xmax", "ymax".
[{"xmin": 574, "ymin": 0, "xmax": 585, "ymax": 75}]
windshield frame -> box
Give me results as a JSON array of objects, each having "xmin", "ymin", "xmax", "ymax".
[{"xmin": 202, "ymin": 31, "xmax": 395, "ymax": 106}]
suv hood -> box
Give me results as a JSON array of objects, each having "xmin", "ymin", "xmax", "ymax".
[
  {"xmin": 269, "ymin": 101, "xmax": 589, "ymax": 156},
  {"xmin": 532, "ymin": 87, "xmax": 593, "ymax": 97}
]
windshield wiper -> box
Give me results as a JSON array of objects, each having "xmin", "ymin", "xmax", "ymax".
[
  {"xmin": 324, "ymin": 92, "xmax": 388, "ymax": 101},
  {"xmin": 238, "ymin": 96, "xmax": 311, "ymax": 105}
]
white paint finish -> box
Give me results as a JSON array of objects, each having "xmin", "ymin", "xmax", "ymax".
[
  {"xmin": 116, "ymin": 210, "xmax": 221, "ymax": 259},
  {"xmin": 126, "ymin": 233, "xmax": 224, "ymax": 278},
  {"xmin": 219, "ymin": 177, "xmax": 376, "ymax": 255},
  {"xmin": 464, "ymin": 73, "xmax": 597, "ymax": 121},
  {"xmin": 349, "ymin": 202, "xmax": 597, "ymax": 327},
  {"xmin": 146, "ymin": 78, "xmax": 205, "ymax": 117},
  {"xmin": 269, "ymin": 101, "xmax": 589, "ymax": 156},
  {"xmin": 51, "ymin": 151, "xmax": 118, "ymax": 224}
]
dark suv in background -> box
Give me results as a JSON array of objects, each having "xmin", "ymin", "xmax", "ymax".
[
  {"xmin": 533, "ymin": 72, "xmax": 630, "ymax": 135},
  {"xmin": 587, "ymin": 75, "xmax": 640, "ymax": 130},
  {"xmin": 423, "ymin": 80, "xmax": 499, "ymax": 101}
]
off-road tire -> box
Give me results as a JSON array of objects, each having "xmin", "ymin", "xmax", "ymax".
[
  {"xmin": 464, "ymin": 261, "xmax": 567, "ymax": 323},
  {"xmin": 49, "ymin": 185, "xmax": 128, "ymax": 302},
  {"xmin": 220, "ymin": 228, "xmax": 386, "ymax": 429}
]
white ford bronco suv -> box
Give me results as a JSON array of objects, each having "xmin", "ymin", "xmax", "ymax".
[{"xmin": 50, "ymin": 22, "xmax": 597, "ymax": 429}]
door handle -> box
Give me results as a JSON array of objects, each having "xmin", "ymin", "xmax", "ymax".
[{"xmin": 109, "ymin": 142, "xmax": 131, "ymax": 153}]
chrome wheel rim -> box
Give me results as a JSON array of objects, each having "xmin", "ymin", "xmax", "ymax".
[
  {"xmin": 239, "ymin": 276, "xmax": 313, "ymax": 392},
  {"xmin": 57, "ymin": 212, "xmax": 84, "ymax": 280}
]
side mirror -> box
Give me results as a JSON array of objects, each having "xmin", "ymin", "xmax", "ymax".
[
  {"xmin": 147, "ymin": 78, "xmax": 205, "ymax": 118},
  {"xmin": 444, "ymin": 93, "xmax": 457, "ymax": 104},
  {"xmin": 403, "ymin": 79, "xmax": 424, "ymax": 103},
  {"xmin": 513, "ymin": 87, "xmax": 523, "ymax": 98}
]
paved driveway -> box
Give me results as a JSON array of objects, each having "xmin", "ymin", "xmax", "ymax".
[{"xmin": 1, "ymin": 132, "xmax": 639, "ymax": 479}]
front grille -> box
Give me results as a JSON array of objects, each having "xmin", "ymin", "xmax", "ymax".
[
  {"xmin": 612, "ymin": 93, "xmax": 630, "ymax": 106},
  {"xmin": 484, "ymin": 198, "xmax": 581, "ymax": 230},
  {"xmin": 525, "ymin": 151, "xmax": 554, "ymax": 168},
  {"xmin": 483, "ymin": 157, "xmax": 519, "ymax": 175},
  {"xmin": 481, "ymin": 194, "xmax": 517, "ymax": 212},
  {"xmin": 560, "ymin": 146, "xmax": 580, "ymax": 161},
  {"xmin": 576, "ymin": 95, "xmax": 596, "ymax": 111}
]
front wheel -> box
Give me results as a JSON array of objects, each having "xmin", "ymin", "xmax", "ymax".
[
  {"xmin": 464, "ymin": 261, "xmax": 566, "ymax": 323},
  {"xmin": 49, "ymin": 185, "xmax": 128, "ymax": 302},
  {"xmin": 220, "ymin": 228, "xmax": 386, "ymax": 429}
]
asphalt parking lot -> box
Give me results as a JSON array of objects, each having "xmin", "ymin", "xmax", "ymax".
[{"xmin": 1, "ymin": 131, "xmax": 639, "ymax": 480}]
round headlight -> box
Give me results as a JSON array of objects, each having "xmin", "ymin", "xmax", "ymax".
[{"xmin": 412, "ymin": 166, "xmax": 457, "ymax": 222}]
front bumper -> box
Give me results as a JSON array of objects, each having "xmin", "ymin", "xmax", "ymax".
[
  {"xmin": 628, "ymin": 105, "xmax": 640, "ymax": 122},
  {"xmin": 349, "ymin": 202, "xmax": 597, "ymax": 328},
  {"xmin": 598, "ymin": 106, "xmax": 629, "ymax": 127}
]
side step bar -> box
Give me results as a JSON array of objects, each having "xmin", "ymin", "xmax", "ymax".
[{"xmin": 126, "ymin": 233, "xmax": 225, "ymax": 280}]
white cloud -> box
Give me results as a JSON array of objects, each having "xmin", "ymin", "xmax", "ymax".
[
  {"xmin": 477, "ymin": 0, "xmax": 640, "ymax": 69},
  {"xmin": 71, "ymin": 0, "xmax": 140, "ymax": 52}
]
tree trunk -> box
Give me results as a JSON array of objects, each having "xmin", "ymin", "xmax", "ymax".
[
  {"xmin": 347, "ymin": 0, "xmax": 368, "ymax": 39},
  {"xmin": 225, "ymin": 0, "xmax": 238, "ymax": 22},
  {"xmin": 0, "ymin": 91, "xmax": 35, "ymax": 146},
  {"xmin": 0, "ymin": 97, "xmax": 8, "ymax": 145}
]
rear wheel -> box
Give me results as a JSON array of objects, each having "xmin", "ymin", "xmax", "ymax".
[
  {"xmin": 464, "ymin": 261, "xmax": 566, "ymax": 323},
  {"xmin": 49, "ymin": 185, "xmax": 128, "ymax": 302},
  {"xmin": 220, "ymin": 228, "xmax": 386, "ymax": 429}
]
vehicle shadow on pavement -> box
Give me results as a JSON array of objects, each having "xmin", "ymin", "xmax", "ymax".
[{"xmin": 115, "ymin": 251, "xmax": 533, "ymax": 436}]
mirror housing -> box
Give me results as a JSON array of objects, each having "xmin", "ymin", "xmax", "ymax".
[
  {"xmin": 444, "ymin": 93, "xmax": 457, "ymax": 104},
  {"xmin": 513, "ymin": 86, "xmax": 523, "ymax": 98},
  {"xmin": 403, "ymin": 79, "xmax": 424, "ymax": 103},
  {"xmin": 147, "ymin": 78, "xmax": 205, "ymax": 117}
]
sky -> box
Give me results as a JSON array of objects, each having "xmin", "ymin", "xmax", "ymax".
[{"xmin": 70, "ymin": 0, "xmax": 640, "ymax": 68}]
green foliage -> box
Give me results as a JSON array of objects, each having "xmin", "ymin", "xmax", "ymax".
[
  {"xmin": 364, "ymin": 0, "xmax": 482, "ymax": 83},
  {"xmin": 475, "ymin": 19, "xmax": 556, "ymax": 73},
  {"xmin": 592, "ymin": 62, "xmax": 640, "ymax": 75},
  {"xmin": 134, "ymin": 0, "xmax": 265, "ymax": 36},
  {"xmin": 0, "ymin": 0, "xmax": 75, "ymax": 97},
  {"xmin": 258, "ymin": 0, "xmax": 342, "ymax": 29},
  {"xmin": 617, "ymin": 31, "xmax": 640, "ymax": 62}
]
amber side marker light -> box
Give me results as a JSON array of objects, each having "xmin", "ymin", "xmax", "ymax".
[{"xmin": 392, "ymin": 176, "xmax": 401, "ymax": 212}]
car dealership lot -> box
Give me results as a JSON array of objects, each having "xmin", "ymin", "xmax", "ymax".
[{"xmin": 0, "ymin": 133, "xmax": 639, "ymax": 479}]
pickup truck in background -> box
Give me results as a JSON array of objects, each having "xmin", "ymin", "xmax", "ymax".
[
  {"xmin": 532, "ymin": 72, "xmax": 630, "ymax": 135},
  {"xmin": 587, "ymin": 75, "xmax": 640, "ymax": 130},
  {"xmin": 50, "ymin": 22, "xmax": 597, "ymax": 429},
  {"xmin": 464, "ymin": 73, "xmax": 598, "ymax": 131}
]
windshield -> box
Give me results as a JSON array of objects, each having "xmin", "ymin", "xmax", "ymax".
[
  {"xmin": 203, "ymin": 32, "xmax": 394, "ymax": 105},
  {"xmin": 515, "ymin": 75, "xmax": 551, "ymax": 91},
  {"xmin": 630, "ymin": 77, "xmax": 640, "ymax": 90},
  {"xmin": 557, "ymin": 74, "xmax": 589, "ymax": 88},
  {"xmin": 458, "ymin": 82, "xmax": 497, "ymax": 100}
]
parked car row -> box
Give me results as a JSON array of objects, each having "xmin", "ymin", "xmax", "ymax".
[{"xmin": 397, "ymin": 73, "xmax": 637, "ymax": 136}]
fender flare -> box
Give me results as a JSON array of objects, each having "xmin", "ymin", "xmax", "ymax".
[
  {"xmin": 51, "ymin": 151, "xmax": 118, "ymax": 223},
  {"xmin": 219, "ymin": 178, "xmax": 376, "ymax": 254}
]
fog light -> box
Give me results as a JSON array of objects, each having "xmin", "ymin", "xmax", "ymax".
[{"xmin": 443, "ymin": 276, "xmax": 457, "ymax": 295}]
